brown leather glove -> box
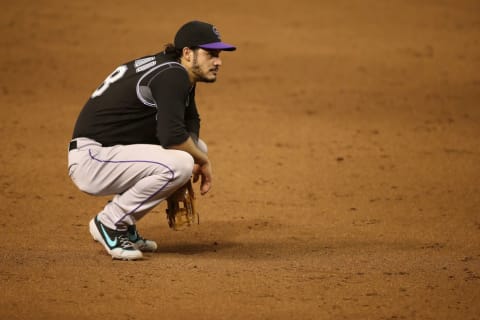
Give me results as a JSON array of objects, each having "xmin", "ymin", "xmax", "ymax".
[{"xmin": 165, "ymin": 180, "xmax": 199, "ymax": 231}]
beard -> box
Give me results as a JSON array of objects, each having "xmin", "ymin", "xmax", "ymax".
[
  {"xmin": 192, "ymin": 65, "xmax": 217, "ymax": 83},
  {"xmin": 191, "ymin": 52, "xmax": 217, "ymax": 83}
]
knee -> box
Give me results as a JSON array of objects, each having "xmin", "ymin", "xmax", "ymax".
[
  {"xmin": 173, "ymin": 151, "xmax": 194, "ymax": 184},
  {"xmin": 197, "ymin": 139, "xmax": 208, "ymax": 154}
]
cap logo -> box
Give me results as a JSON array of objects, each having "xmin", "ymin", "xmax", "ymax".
[{"xmin": 212, "ymin": 26, "xmax": 221, "ymax": 40}]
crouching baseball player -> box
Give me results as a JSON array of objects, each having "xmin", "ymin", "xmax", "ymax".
[{"xmin": 67, "ymin": 21, "xmax": 236, "ymax": 260}]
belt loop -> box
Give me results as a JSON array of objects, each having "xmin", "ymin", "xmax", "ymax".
[{"xmin": 69, "ymin": 140, "xmax": 78, "ymax": 151}]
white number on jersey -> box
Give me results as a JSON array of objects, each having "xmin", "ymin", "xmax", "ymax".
[{"xmin": 91, "ymin": 65, "xmax": 128, "ymax": 98}]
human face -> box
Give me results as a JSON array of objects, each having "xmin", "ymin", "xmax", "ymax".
[{"xmin": 190, "ymin": 48, "xmax": 222, "ymax": 83}]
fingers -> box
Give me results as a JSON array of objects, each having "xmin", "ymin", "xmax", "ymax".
[
  {"xmin": 192, "ymin": 164, "xmax": 200, "ymax": 183},
  {"xmin": 200, "ymin": 180, "xmax": 212, "ymax": 195},
  {"xmin": 193, "ymin": 172, "xmax": 199, "ymax": 183},
  {"xmin": 192, "ymin": 161, "xmax": 212, "ymax": 195},
  {"xmin": 200, "ymin": 172, "xmax": 212, "ymax": 195}
]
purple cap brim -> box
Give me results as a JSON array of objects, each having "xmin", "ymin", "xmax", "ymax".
[{"xmin": 198, "ymin": 42, "xmax": 236, "ymax": 51}]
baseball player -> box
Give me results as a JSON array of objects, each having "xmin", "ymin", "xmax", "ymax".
[{"xmin": 67, "ymin": 21, "xmax": 236, "ymax": 260}]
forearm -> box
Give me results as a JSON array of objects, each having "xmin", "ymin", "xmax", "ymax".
[{"xmin": 168, "ymin": 136, "xmax": 209, "ymax": 165}]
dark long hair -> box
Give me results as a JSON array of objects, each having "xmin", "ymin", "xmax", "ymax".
[{"xmin": 164, "ymin": 43, "xmax": 182, "ymax": 60}]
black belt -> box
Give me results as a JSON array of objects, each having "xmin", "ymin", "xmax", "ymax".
[{"xmin": 69, "ymin": 140, "xmax": 77, "ymax": 151}]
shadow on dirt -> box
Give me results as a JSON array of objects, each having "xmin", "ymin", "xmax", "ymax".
[{"xmin": 145, "ymin": 219, "xmax": 429, "ymax": 260}]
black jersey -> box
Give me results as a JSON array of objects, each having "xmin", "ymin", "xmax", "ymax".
[{"xmin": 72, "ymin": 52, "xmax": 200, "ymax": 148}]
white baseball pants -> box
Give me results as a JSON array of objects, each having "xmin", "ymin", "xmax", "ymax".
[{"xmin": 67, "ymin": 137, "xmax": 199, "ymax": 229}]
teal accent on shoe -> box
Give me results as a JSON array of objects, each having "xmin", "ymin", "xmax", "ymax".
[
  {"xmin": 128, "ymin": 230, "xmax": 138, "ymax": 242},
  {"xmin": 100, "ymin": 223, "xmax": 118, "ymax": 248}
]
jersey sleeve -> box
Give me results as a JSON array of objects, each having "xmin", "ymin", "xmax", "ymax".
[
  {"xmin": 149, "ymin": 67, "xmax": 191, "ymax": 147},
  {"xmin": 185, "ymin": 86, "xmax": 200, "ymax": 141}
]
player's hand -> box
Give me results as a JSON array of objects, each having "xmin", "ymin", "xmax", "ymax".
[
  {"xmin": 192, "ymin": 164, "xmax": 201, "ymax": 183},
  {"xmin": 192, "ymin": 161, "xmax": 212, "ymax": 195}
]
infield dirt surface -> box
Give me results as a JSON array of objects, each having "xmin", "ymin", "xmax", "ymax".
[{"xmin": 1, "ymin": 1, "xmax": 479, "ymax": 319}]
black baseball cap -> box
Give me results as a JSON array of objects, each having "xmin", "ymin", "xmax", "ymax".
[{"xmin": 174, "ymin": 21, "xmax": 236, "ymax": 51}]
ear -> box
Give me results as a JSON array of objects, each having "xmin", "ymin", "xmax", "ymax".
[{"xmin": 182, "ymin": 47, "xmax": 193, "ymax": 62}]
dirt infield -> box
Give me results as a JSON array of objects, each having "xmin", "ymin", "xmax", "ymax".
[{"xmin": 1, "ymin": 1, "xmax": 479, "ymax": 319}]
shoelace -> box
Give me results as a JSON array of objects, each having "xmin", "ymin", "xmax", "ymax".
[{"xmin": 118, "ymin": 234, "xmax": 136, "ymax": 249}]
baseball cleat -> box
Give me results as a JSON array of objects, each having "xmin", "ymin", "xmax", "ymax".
[
  {"xmin": 127, "ymin": 224, "xmax": 158, "ymax": 252},
  {"xmin": 89, "ymin": 216, "xmax": 143, "ymax": 260}
]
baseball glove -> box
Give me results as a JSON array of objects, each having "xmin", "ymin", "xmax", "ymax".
[{"xmin": 166, "ymin": 180, "xmax": 199, "ymax": 230}]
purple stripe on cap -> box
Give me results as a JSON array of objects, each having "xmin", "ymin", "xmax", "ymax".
[{"xmin": 198, "ymin": 42, "xmax": 236, "ymax": 51}]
